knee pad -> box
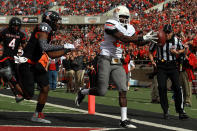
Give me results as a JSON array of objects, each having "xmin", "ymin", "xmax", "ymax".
[{"xmin": 2, "ymin": 67, "xmax": 12, "ymax": 81}]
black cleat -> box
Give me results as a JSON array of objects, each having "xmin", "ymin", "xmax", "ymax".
[
  {"xmin": 119, "ymin": 120, "xmax": 137, "ymax": 128},
  {"xmin": 163, "ymin": 113, "xmax": 169, "ymax": 120},
  {"xmin": 15, "ymin": 95, "xmax": 24, "ymax": 103},
  {"xmin": 75, "ymin": 89, "xmax": 85, "ymax": 106},
  {"xmin": 179, "ymin": 113, "xmax": 189, "ymax": 120}
]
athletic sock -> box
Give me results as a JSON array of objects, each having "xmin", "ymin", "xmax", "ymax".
[
  {"xmin": 121, "ymin": 107, "xmax": 127, "ymax": 121},
  {"xmin": 35, "ymin": 103, "xmax": 45, "ymax": 113}
]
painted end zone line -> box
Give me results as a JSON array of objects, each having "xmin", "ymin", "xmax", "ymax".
[{"xmin": 0, "ymin": 94, "xmax": 194, "ymax": 131}]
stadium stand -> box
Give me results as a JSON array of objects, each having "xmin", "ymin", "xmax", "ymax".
[{"xmin": 0, "ymin": 0, "xmax": 196, "ymax": 88}]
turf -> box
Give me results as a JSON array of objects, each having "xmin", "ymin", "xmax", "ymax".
[
  {"xmin": 1, "ymin": 87, "xmax": 197, "ymax": 118},
  {"xmin": 0, "ymin": 95, "xmax": 78, "ymax": 113},
  {"xmin": 39, "ymin": 87, "xmax": 197, "ymax": 118}
]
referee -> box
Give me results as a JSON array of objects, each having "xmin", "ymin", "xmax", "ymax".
[{"xmin": 149, "ymin": 24, "xmax": 189, "ymax": 120}]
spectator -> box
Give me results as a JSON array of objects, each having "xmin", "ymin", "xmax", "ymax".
[
  {"xmin": 48, "ymin": 58, "xmax": 60, "ymax": 90},
  {"xmin": 70, "ymin": 50, "xmax": 85, "ymax": 93},
  {"xmin": 62, "ymin": 52, "xmax": 74, "ymax": 93}
]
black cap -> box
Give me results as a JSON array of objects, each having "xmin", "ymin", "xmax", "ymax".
[{"xmin": 163, "ymin": 24, "xmax": 172, "ymax": 33}]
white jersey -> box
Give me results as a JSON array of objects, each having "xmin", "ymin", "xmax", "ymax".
[{"xmin": 100, "ymin": 19, "xmax": 135, "ymax": 58}]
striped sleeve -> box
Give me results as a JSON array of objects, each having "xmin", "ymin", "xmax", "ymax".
[
  {"xmin": 176, "ymin": 37, "xmax": 184, "ymax": 50},
  {"xmin": 104, "ymin": 22, "xmax": 118, "ymax": 35},
  {"xmin": 149, "ymin": 42, "xmax": 157, "ymax": 52}
]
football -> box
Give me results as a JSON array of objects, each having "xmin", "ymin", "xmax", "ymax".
[{"xmin": 157, "ymin": 30, "xmax": 166, "ymax": 46}]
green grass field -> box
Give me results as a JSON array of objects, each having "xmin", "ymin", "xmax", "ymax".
[
  {"xmin": 0, "ymin": 93, "xmax": 78, "ymax": 113},
  {"xmin": 0, "ymin": 87, "xmax": 197, "ymax": 118},
  {"xmin": 40, "ymin": 87, "xmax": 197, "ymax": 118}
]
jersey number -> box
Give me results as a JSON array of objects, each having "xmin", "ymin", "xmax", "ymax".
[{"xmin": 8, "ymin": 38, "xmax": 16, "ymax": 50}]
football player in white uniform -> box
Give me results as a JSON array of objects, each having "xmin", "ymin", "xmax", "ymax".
[{"xmin": 75, "ymin": 6, "xmax": 157, "ymax": 128}]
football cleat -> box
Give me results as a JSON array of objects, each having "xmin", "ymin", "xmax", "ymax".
[
  {"xmin": 119, "ymin": 119, "xmax": 137, "ymax": 128},
  {"xmin": 75, "ymin": 89, "xmax": 85, "ymax": 106},
  {"xmin": 31, "ymin": 112, "xmax": 51, "ymax": 124},
  {"xmin": 15, "ymin": 94, "xmax": 24, "ymax": 103},
  {"xmin": 179, "ymin": 113, "xmax": 189, "ymax": 120}
]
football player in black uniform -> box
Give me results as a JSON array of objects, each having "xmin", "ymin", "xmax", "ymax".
[
  {"xmin": 0, "ymin": 17, "xmax": 26, "ymax": 103},
  {"xmin": 18, "ymin": 11, "xmax": 74, "ymax": 123}
]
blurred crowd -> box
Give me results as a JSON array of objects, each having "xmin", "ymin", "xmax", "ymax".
[
  {"xmin": 0, "ymin": 0, "xmax": 55, "ymax": 15},
  {"xmin": 0, "ymin": 0, "xmax": 164, "ymax": 16},
  {"xmin": 16, "ymin": 0, "xmax": 196, "ymax": 64},
  {"xmin": 59, "ymin": 0, "xmax": 164, "ymax": 16}
]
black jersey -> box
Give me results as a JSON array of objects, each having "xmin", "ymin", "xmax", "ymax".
[
  {"xmin": 23, "ymin": 22, "xmax": 53, "ymax": 62},
  {"xmin": 23, "ymin": 22, "xmax": 65, "ymax": 62},
  {"xmin": 0, "ymin": 28, "xmax": 26, "ymax": 58}
]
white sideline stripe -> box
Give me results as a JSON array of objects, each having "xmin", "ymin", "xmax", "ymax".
[{"xmin": 0, "ymin": 94, "xmax": 194, "ymax": 131}]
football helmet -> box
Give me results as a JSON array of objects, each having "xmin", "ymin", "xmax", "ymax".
[
  {"xmin": 113, "ymin": 6, "xmax": 130, "ymax": 26},
  {"xmin": 9, "ymin": 17, "xmax": 21, "ymax": 33},
  {"xmin": 42, "ymin": 11, "xmax": 62, "ymax": 31}
]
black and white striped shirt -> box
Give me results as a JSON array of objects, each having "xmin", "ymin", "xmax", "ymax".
[{"xmin": 149, "ymin": 36, "xmax": 184, "ymax": 61}]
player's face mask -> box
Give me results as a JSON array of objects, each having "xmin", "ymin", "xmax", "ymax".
[{"xmin": 119, "ymin": 15, "xmax": 129, "ymax": 27}]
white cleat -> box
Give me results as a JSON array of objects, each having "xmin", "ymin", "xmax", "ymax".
[{"xmin": 31, "ymin": 112, "xmax": 51, "ymax": 124}]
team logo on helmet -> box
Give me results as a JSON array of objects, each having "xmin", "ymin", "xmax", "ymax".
[{"xmin": 42, "ymin": 11, "xmax": 61, "ymax": 31}]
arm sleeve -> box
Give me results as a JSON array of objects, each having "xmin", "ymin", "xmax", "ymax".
[
  {"xmin": 104, "ymin": 22, "xmax": 119, "ymax": 35},
  {"xmin": 149, "ymin": 42, "xmax": 157, "ymax": 53},
  {"xmin": 179, "ymin": 40, "xmax": 184, "ymax": 50},
  {"xmin": 39, "ymin": 39, "xmax": 64, "ymax": 52},
  {"xmin": 38, "ymin": 23, "xmax": 65, "ymax": 52}
]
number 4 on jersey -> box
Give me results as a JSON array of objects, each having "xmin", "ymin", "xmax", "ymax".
[{"xmin": 9, "ymin": 38, "xmax": 16, "ymax": 50}]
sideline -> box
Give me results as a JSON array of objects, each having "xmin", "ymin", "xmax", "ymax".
[{"xmin": 0, "ymin": 94, "xmax": 194, "ymax": 131}]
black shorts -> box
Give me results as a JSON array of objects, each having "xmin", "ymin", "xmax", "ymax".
[{"xmin": 19, "ymin": 63, "xmax": 49, "ymax": 97}]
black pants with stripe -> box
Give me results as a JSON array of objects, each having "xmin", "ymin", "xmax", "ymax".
[{"xmin": 157, "ymin": 62, "xmax": 184, "ymax": 114}]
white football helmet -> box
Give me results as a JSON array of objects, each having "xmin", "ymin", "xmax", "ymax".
[{"xmin": 113, "ymin": 6, "xmax": 130, "ymax": 26}]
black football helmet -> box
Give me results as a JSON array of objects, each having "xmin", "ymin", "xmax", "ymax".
[
  {"xmin": 42, "ymin": 11, "xmax": 62, "ymax": 31},
  {"xmin": 9, "ymin": 17, "xmax": 21, "ymax": 32}
]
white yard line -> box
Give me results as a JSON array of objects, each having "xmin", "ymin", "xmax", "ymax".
[{"xmin": 0, "ymin": 94, "xmax": 194, "ymax": 131}]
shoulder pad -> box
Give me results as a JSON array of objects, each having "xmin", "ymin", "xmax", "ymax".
[
  {"xmin": 105, "ymin": 19, "xmax": 119, "ymax": 30},
  {"xmin": 39, "ymin": 22, "xmax": 52, "ymax": 33}
]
